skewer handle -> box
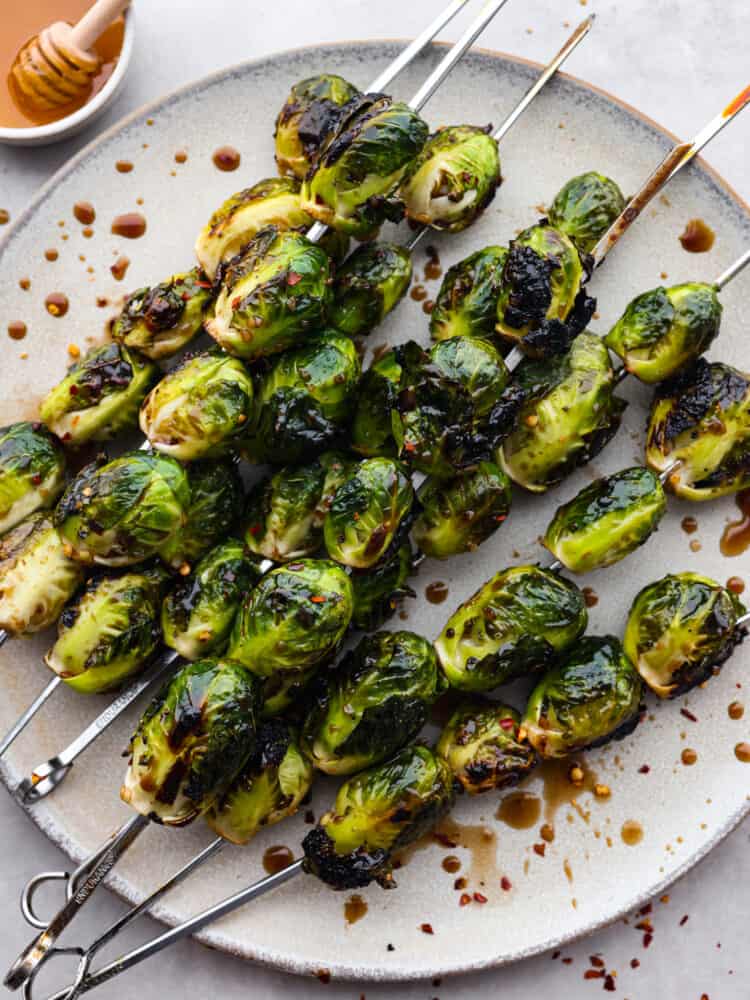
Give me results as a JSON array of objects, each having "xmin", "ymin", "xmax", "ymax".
[{"xmin": 666, "ymin": 83, "xmax": 750, "ymax": 183}]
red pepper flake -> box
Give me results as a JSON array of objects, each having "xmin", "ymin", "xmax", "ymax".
[
  {"xmin": 473, "ymin": 892, "xmax": 487, "ymax": 904},
  {"xmin": 584, "ymin": 969, "xmax": 604, "ymax": 980},
  {"xmin": 310, "ymin": 596, "xmax": 327, "ymax": 603},
  {"xmin": 287, "ymin": 272, "xmax": 303, "ymax": 286},
  {"xmin": 680, "ymin": 708, "xmax": 698, "ymax": 722},
  {"xmin": 499, "ymin": 718, "xmax": 515, "ymax": 731},
  {"xmin": 232, "ymin": 297, "xmax": 241, "ymax": 309},
  {"xmin": 643, "ymin": 932, "xmax": 653, "ymax": 948},
  {"xmin": 562, "ymin": 957, "xmax": 573, "ymax": 965},
  {"xmin": 420, "ymin": 923, "xmax": 434, "ymax": 935},
  {"xmin": 500, "ymin": 876, "xmax": 512, "ymax": 891},
  {"xmin": 248, "ymin": 524, "xmax": 261, "ymax": 535},
  {"xmin": 589, "ymin": 955, "xmax": 605, "ymax": 968},
  {"xmin": 195, "ymin": 280, "xmax": 213, "ymax": 289},
  {"xmin": 630, "ymin": 958, "xmax": 640, "ymax": 969},
  {"xmin": 638, "ymin": 903, "xmax": 653, "ymax": 916},
  {"xmin": 635, "ymin": 919, "xmax": 652, "ymax": 932},
  {"xmin": 403, "ymin": 442, "xmax": 417, "ymax": 453},
  {"xmin": 459, "ymin": 894, "xmax": 471, "ymax": 907},
  {"xmin": 494, "ymin": 514, "xmax": 507, "ymax": 523},
  {"xmin": 533, "ymin": 843, "xmax": 546, "ymax": 857},
  {"xmin": 69, "ymin": 385, "xmax": 79, "ymax": 396},
  {"xmin": 638, "ymin": 764, "xmax": 650, "ymax": 774},
  {"xmin": 679, "ymin": 914, "xmax": 689, "ymax": 926},
  {"xmin": 603, "ymin": 974, "xmax": 616, "ymax": 992}
]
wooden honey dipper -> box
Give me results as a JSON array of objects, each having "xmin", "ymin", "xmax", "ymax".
[{"xmin": 11, "ymin": 0, "xmax": 131, "ymax": 112}]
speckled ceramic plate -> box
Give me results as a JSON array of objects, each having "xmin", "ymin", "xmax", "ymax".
[{"xmin": 0, "ymin": 41, "xmax": 749, "ymax": 983}]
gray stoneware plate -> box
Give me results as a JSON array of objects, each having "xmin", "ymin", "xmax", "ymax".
[{"xmin": 0, "ymin": 40, "xmax": 749, "ymax": 983}]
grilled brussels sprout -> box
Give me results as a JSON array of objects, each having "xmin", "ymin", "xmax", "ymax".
[
  {"xmin": 522, "ymin": 635, "xmax": 643, "ymax": 758},
  {"xmin": 45, "ymin": 567, "xmax": 169, "ymax": 694},
  {"xmin": 302, "ymin": 631, "xmax": 444, "ymax": 775},
  {"xmin": 302, "ymin": 744, "xmax": 455, "ymax": 890},
  {"xmin": 413, "ymin": 461, "xmax": 512, "ymax": 559},
  {"xmin": 140, "ymin": 351, "xmax": 254, "ymax": 462},
  {"xmin": 605, "ymin": 282, "xmax": 722, "ymax": 384},
  {"xmin": 40, "ymin": 344, "xmax": 159, "ymax": 446},
  {"xmin": 329, "ymin": 243, "xmax": 412, "ymax": 337},
  {"xmin": 435, "ymin": 565, "xmax": 588, "ymax": 692},
  {"xmin": 300, "ymin": 94, "xmax": 429, "ymax": 240},
  {"xmin": 207, "ymin": 226, "xmax": 332, "ymax": 361},
  {"xmin": 499, "ymin": 331, "xmax": 626, "ymax": 493},
  {"xmin": 112, "ymin": 269, "xmax": 213, "ymax": 359},
  {"xmin": 261, "ymin": 667, "xmax": 318, "ymax": 719},
  {"xmin": 400, "ymin": 125, "xmax": 501, "ymax": 232},
  {"xmin": 0, "ymin": 422, "xmax": 66, "ymax": 535},
  {"xmin": 275, "ymin": 74, "xmax": 361, "ymax": 179},
  {"xmin": 646, "ymin": 360, "xmax": 750, "ymax": 500},
  {"xmin": 351, "ymin": 346, "xmax": 406, "ymax": 458},
  {"xmin": 349, "ymin": 540, "xmax": 416, "ymax": 631},
  {"xmin": 324, "ymin": 458, "xmax": 413, "ymax": 569},
  {"xmin": 547, "ymin": 172, "xmax": 626, "ymax": 254},
  {"xmin": 0, "ymin": 513, "xmax": 83, "ymax": 636},
  {"xmin": 250, "ymin": 330, "xmax": 361, "ymax": 465},
  {"xmin": 162, "ymin": 539, "xmax": 263, "ymax": 661},
  {"xmin": 496, "ymin": 223, "xmax": 594, "ymax": 357},
  {"xmin": 227, "ymin": 559, "xmax": 353, "ymax": 677},
  {"xmin": 543, "ymin": 467, "xmax": 667, "ymax": 574},
  {"xmin": 624, "ymin": 573, "xmax": 746, "ymax": 698},
  {"xmin": 437, "ymin": 700, "xmax": 537, "ymax": 794},
  {"xmin": 55, "ymin": 452, "xmax": 189, "ymax": 567},
  {"xmin": 206, "ymin": 720, "xmax": 314, "ymax": 843},
  {"xmin": 430, "ymin": 246, "xmax": 508, "ymax": 342},
  {"xmin": 121, "ymin": 658, "xmax": 261, "ymax": 826}
]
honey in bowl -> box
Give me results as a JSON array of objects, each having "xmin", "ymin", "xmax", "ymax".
[{"xmin": 1, "ymin": 0, "xmax": 124, "ymax": 128}]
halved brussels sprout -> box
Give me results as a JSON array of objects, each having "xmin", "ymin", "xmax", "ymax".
[
  {"xmin": 0, "ymin": 422, "xmax": 66, "ymax": 535},
  {"xmin": 227, "ymin": 559, "xmax": 353, "ymax": 677},
  {"xmin": 0, "ymin": 513, "xmax": 83, "ymax": 636},
  {"xmin": 55, "ymin": 452, "xmax": 190, "ymax": 567},
  {"xmin": 413, "ymin": 461, "xmax": 512, "ymax": 559},
  {"xmin": 140, "ymin": 350, "xmax": 254, "ymax": 462},
  {"xmin": 624, "ymin": 572, "xmax": 746, "ymax": 698},
  {"xmin": 547, "ymin": 172, "xmax": 626, "ymax": 254},
  {"xmin": 162, "ymin": 539, "xmax": 263, "ymax": 661},
  {"xmin": 261, "ymin": 667, "xmax": 318, "ymax": 719},
  {"xmin": 300, "ymin": 94, "xmax": 429, "ymax": 240},
  {"xmin": 206, "ymin": 720, "xmax": 314, "ymax": 844},
  {"xmin": 646, "ymin": 360, "xmax": 750, "ymax": 500},
  {"xmin": 329, "ymin": 243, "xmax": 412, "ymax": 337},
  {"xmin": 437, "ymin": 699, "xmax": 537, "ymax": 794},
  {"xmin": 207, "ymin": 226, "xmax": 332, "ymax": 361},
  {"xmin": 496, "ymin": 223, "xmax": 595, "ymax": 357},
  {"xmin": 40, "ymin": 343, "xmax": 159, "ymax": 446},
  {"xmin": 324, "ymin": 457, "xmax": 414, "ymax": 569},
  {"xmin": 499, "ymin": 331, "xmax": 627, "ymax": 493},
  {"xmin": 349, "ymin": 540, "xmax": 416, "ymax": 631},
  {"xmin": 249, "ymin": 330, "xmax": 361, "ymax": 465},
  {"xmin": 605, "ymin": 282, "xmax": 722, "ymax": 384},
  {"xmin": 543, "ymin": 467, "xmax": 667, "ymax": 574},
  {"xmin": 121, "ymin": 658, "xmax": 262, "ymax": 826},
  {"xmin": 351, "ymin": 346, "xmax": 406, "ymax": 459},
  {"xmin": 45, "ymin": 566, "xmax": 169, "ymax": 694},
  {"xmin": 435, "ymin": 565, "xmax": 588, "ymax": 692},
  {"xmin": 302, "ymin": 744, "xmax": 455, "ymax": 890},
  {"xmin": 112, "ymin": 269, "xmax": 213, "ymax": 359},
  {"xmin": 275, "ymin": 74, "xmax": 361, "ymax": 179},
  {"xmin": 522, "ymin": 635, "xmax": 643, "ymax": 758},
  {"xmin": 430, "ymin": 246, "xmax": 508, "ymax": 342},
  {"xmin": 400, "ymin": 125, "xmax": 501, "ymax": 232},
  {"xmin": 302, "ymin": 630, "xmax": 445, "ymax": 775}
]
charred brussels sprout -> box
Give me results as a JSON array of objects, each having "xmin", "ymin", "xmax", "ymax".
[
  {"xmin": 430, "ymin": 246, "xmax": 508, "ymax": 342},
  {"xmin": 543, "ymin": 467, "xmax": 667, "ymax": 574},
  {"xmin": 40, "ymin": 343, "xmax": 159, "ymax": 446},
  {"xmin": 140, "ymin": 350, "xmax": 254, "ymax": 462},
  {"xmin": 400, "ymin": 125, "xmax": 501, "ymax": 232},
  {"xmin": 45, "ymin": 567, "xmax": 169, "ymax": 694},
  {"xmin": 351, "ymin": 347, "xmax": 405, "ymax": 458},
  {"xmin": 605, "ymin": 283, "xmax": 722, "ymax": 384},
  {"xmin": 121, "ymin": 658, "xmax": 261, "ymax": 825},
  {"xmin": 0, "ymin": 422, "xmax": 66, "ymax": 535},
  {"xmin": 624, "ymin": 573, "xmax": 746, "ymax": 698},
  {"xmin": 324, "ymin": 458, "xmax": 414, "ymax": 569},
  {"xmin": 499, "ymin": 332, "xmax": 626, "ymax": 493},
  {"xmin": 437, "ymin": 700, "xmax": 537, "ymax": 794},
  {"xmin": 329, "ymin": 243, "xmax": 412, "ymax": 337},
  {"xmin": 435, "ymin": 565, "xmax": 587, "ymax": 692},
  {"xmin": 302, "ymin": 631, "xmax": 444, "ymax": 775},
  {"xmin": 413, "ymin": 461, "xmax": 512, "ymax": 559},
  {"xmin": 302, "ymin": 744, "xmax": 455, "ymax": 890},
  {"xmin": 349, "ymin": 540, "xmax": 416, "ymax": 631},
  {"xmin": 522, "ymin": 636, "xmax": 643, "ymax": 758},
  {"xmin": 301, "ymin": 94, "xmax": 429, "ymax": 240},
  {"xmin": 275, "ymin": 74, "xmax": 361, "ymax": 179},
  {"xmin": 207, "ymin": 226, "xmax": 332, "ymax": 361},
  {"xmin": 0, "ymin": 513, "xmax": 83, "ymax": 636},
  {"xmin": 112, "ymin": 269, "xmax": 213, "ymax": 359},
  {"xmin": 55, "ymin": 452, "xmax": 189, "ymax": 567},
  {"xmin": 548, "ymin": 172, "xmax": 626, "ymax": 253},
  {"xmin": 250, "ymin": 331, "xmax": 361, "ymax": 465},
  {"xmin": 646, "ymin": 360, "xmax": 750, "ymax": 500},
  {"xmin": 162, "ymin": 539, "xmax": 262, "ymax": 661},
  {"xmin": 228, "ymin": 559, "xmax": 353, "ymax": 677}
]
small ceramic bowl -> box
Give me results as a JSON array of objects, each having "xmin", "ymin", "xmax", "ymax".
[{"xmin": 0, "ymin": 5, "xmax": 135, "ymax": 147}]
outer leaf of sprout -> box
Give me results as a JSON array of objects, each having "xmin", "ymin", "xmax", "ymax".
[
  {"xmin": 275, "ymin": 74, "xmax": 361, "ymax": 180},
  {"xmin": 548, "ymin": 172, "xmax": 626, "ymax": 253},
  {"xmin": 0, "ymin": 422, "xmax": 66, "ymax": 535},
  {"xmin": 330, "ymin": 243, "xmax": 412, "ymax": 337},
  {"xmin": 112, "ymin": 269, "xmax": 213, "ymax": 359},
  {"xmin": 430, "ymin": 246, "xmax": 508, "ymax": 342}
]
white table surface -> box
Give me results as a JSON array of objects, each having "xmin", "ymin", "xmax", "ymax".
[{"xmin": 1, "ymin": 1, "xmax": 749, "ymax": 997}]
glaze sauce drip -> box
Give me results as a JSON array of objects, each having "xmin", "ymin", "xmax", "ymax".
[
  {"xmin": 734, "ymin": 742, "xmax": 750, "ymax": 763},
  {"xmin": 111, "ymin": 212, "xmax": 146, "ymax": 239},
  {"xmin": 537, "ymin": 757, "xmax": 599, "ymax": 823},
  {"xmin": 681, "ymin": 515, "xmax": 698, "ymax": 534},
  {"xmin": 726, "ymin": 577, "xmax": 745, "ymax": 595},
  {"xmin": 344, "ymin": 894, "xmax": 368, "ymax": 925},
  {"xmin": 496, "ymin": 791, "xmax": 541, "ymax": 830},
  {"xmin": 728, "ymin": 701, "xmax": 744, "ymax": 720},
  {"xmin": 115, "ymin": 160, "xmax": 133, "ymax": 173},
  {"xmin": 425, "ymin": 581, "xmax": 449, "ymax": 604},
  {"xmin": 582, "ymin": 586, "xmax": 598, "ymax": 608},
  {"xmin": 262, "ymin": 845, "xmax": 294, "ymax": 875},
  {"xmin": 621, "ymin": 819, "xmax": 643, "ymax": 845},
  {"xmin": 679, "ymin": 218, "xmax": 715, "ymax": 253},
  {"xmin": 73, "ymin": 201, "xmax": 96, "ymax": 225},
  {"xmin": 110, "ymin": 255, "xmax": 130, "ymax": 281},
  {"xmin": 0, "ymin": 209, "xmax": 9, "ymax": 224},
  {"xmin": 44, "ymin": 292, "xmax": 68, "ymax": 317},
  {"xmin": 434, "ymin": 818, "xmax": 497, "ymax": 883},
  {"xmin": 410, "ymin": 284, "xmax": 428, "ymax": 302},
  {"xmin": 720, "ymin": 490, "xmax": 750, "ymax": 557},
  {"xmin": 213, "ymin": 146, "xmax": 241, "ymax": 172},
  {"xmin": 8, "ymin": 321, "xmax": 27, "ymax": 341}
]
